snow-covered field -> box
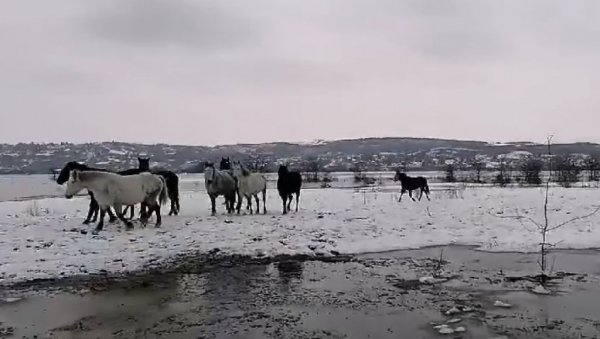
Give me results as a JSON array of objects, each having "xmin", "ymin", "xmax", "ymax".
[{"xmin": 1, "ymin": 174, "xmax": 600, "ymax": 286}]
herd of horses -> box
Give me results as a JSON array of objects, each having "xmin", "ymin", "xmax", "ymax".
[{"xmin": 56, "ymin": 157, "xmax": 429, "ymax": 234}]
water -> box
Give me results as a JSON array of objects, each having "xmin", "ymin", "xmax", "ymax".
[{"xmin": 2, "ymin": 246, "xmax": 600, "ymax": 338}]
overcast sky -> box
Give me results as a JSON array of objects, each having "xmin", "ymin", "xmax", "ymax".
[{"xmin": 1, "ymin": 0, "xmax": 599, "ymax": 146}]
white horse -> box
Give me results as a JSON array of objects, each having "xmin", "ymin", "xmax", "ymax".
[
  {"xmin": 232, "ymin": 161, "xmax": 267, "ymax": 214},
  {"xmin": 65, "ymin": 170, "xmax": 168, "ymax": 234}
]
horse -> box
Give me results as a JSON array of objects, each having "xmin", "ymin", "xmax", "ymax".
[
  {"xmin": 219, "ymin": 157, "xmax": 232, "ymax": 171},
  {"xmin": 393, "ymin": 171, "xmax": 431, "ymax": 202},
  {"xmin": 277, "ymin": 165, "xmax": 302, "ymax": 214},
  {"xmin": 56, "ymin": 162, "xmax": 128, "ymax": 224},
  {"xmin": 65, "ymin": 170, "xmax": 168, "ymax": 234},
  {"xmin": 57, "ymin": 159, "xmax": 180, "ymax": 222},
  {"xmin": 122, "ymin": 157, "xmax": 181, "ymax": 217},
  {"xmin": 231, "ymin": 161, "xmax": 267, "ymax": 214},
  {"xmin": 204, "ymin": 162, "xmax": 237, "ymax": 216}
]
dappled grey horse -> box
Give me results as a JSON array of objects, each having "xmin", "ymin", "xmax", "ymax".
[{"xmin": 204, "ymin": 162, "xmax": 237, "ymax": 216}]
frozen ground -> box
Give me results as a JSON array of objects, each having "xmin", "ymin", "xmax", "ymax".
[{"xmin": 1, "ymin": 174, "xmax": 600, "ymax": 286}]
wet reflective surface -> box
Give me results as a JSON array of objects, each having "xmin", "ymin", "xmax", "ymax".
[{"xmin": 2, "ymin": 246, "xmax": 600, "ymax": 338}]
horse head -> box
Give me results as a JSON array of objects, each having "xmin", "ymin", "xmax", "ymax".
[
  {"xmin": 219, "ymin": 157, "xmax": 231, "ymax": 170},
  {"xmin": 57, "ymin": 161, "xmax": 84, "ymax": 185},
  {"xmin": 394, "ymin": 171, "xmax": 407, "ymax": 182},
  {"xmin": 232, "ymin": 161, "xmax": 249, "ymax": 177},
  {"xmin": 65, "ymin": 169, "xmax": 83, "ymax": 199},
  {"xmin": 278, "ymin": 164, "xmax": 289, "ymax": 176},
  {"xmin": 138, "ymin": 156, "xmax": 150, "ymax": 171},
  {"xmin": 204, "ymin": 163, "xmax": 216, "ymax": 184}
]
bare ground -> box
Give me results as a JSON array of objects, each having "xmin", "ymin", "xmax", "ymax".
[{"xmin": 1, "ymin": 246, "xmax": 600, "ymax": 339}]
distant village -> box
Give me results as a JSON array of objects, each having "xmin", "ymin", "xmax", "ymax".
[{"xmin": 0, "ymin": 140, "xmax": 599, "ymax": 186}]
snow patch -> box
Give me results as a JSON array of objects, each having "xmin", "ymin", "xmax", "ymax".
[{"xmin": 1, "ymin": 186, "xmax": 600, "ymax": 286}]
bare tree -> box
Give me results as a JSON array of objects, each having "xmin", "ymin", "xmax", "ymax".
[
  {"xmin": 472, "ymin": 160, "xmax": 484, "ymax": 183},
  {"xmin": 519, "ymin": 156, "xmax": 543, "ymax": 186},
  {"xmin": 554, "ymin": 155, "xmax": 581, "ymax": 187},
  {"xmin": 445, "ymin": 163, "xmax": 456, "ymax": 182},
  {"xmin": 494, "ymin": 158, "xmax": 511, "ymax": 187},
  {"xmin": 585, "ymin": 155, "xmax": 600, "ymax": 182},
  {"xmin": 305, "ymin": 157, "xmax": 321, "ymax": 182},
  {"xmin": 496, "ymin": 136, "xmax": 600, "ymax": 282},
  {"xmin": 351, "ymin": 161, "xmax": 365, "ymax": 183}
]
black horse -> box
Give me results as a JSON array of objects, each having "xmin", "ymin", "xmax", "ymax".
[
  {"xmin": 277, "ymin": 165, "xmax": 302, "ymax": 214},
  {"xmin": 219, "ymin": 157, "xmax": 232, "ymax": 171},
  {"xmin": 393, "ymin": 171, "xmax": 430, "ymax": 202},
  {"xmin": 121, "ymin": 157, "xmax": 181, "ymax": 217}
]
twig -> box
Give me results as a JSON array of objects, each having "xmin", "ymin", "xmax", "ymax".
[{"xmin": 548, "ymin": 205, "xmax": 600, "ymax": 231}]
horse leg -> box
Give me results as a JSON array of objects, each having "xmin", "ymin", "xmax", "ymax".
[
  {"xmin": 114, "ymin": 204, "xmax": 134, "ymax": 230},
  {"xmin": 262, "ymin": 189, "xmax": 267, "ymax": 214},
  {"xmin": 210, "ymin": 196, "xmax": 217, "ymax": 216},
  {"xmin": 295, "ymin": 192, "xmax": 300, "ymax": 212},
  {"xmin": 236, "ymin": 191, "xmax": 243, "ymax": 214},
  {"xmin": 140, "ymin": 202, "xmax": 150, "ymax": 223},
  {"xmin": 106, "ymin": 207, "xmax": 118, "ymax": 223},
  {"xmin": 254, "ymin": 194, "xmax": 260, "ymax": 214},
  {"xmin": 281, "ymin": 195, "xmax": 287, "ymax": 215},
  {"xmin": 418, "ymin": 188, "xmax": 424, "ymax": 201},
  {"xmin": 231, "ymin": 195, "xmax": 236, "ymax": 214},
  {"xmin": 409, "ymin": 190, "xmax": 416, "ymax": 202},
  {"xmin": 287, "ymin": 194, "xmax": 293, "ymax": 212},
  {"xmin": 84, "ymin": 195, "xmax": 97, "ymax": 224},
  {"xmin": 92, "ymin": 208, "xmax": 106, "ymax": 235},
  {"xmin": 152, "ymin": 202, "xmax": 161, "ymax": 228},
  {"xmin": 91, "ymin": 203, "xmax": 99, "ymax": 223},
  {"xmin": 139, "ymin": 202, "xmax": 150, "ymax": 226},
  {"xmin": 169, "ymin": 200, "xmax": 175, "ymax": 216},
  {"xmin": 247, "ymin": 196, "xmax": 253, "ymax": 215},
  {"xmin": 398, "ymin": 189, "xmax": 405, "ymax": 202},
  {"xmin": 129, "ymin": 205, "xmax": 135, "ymax": 220}
]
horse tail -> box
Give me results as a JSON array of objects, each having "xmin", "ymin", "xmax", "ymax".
[
  {"xmin": 422, "ymin": 178, "xmax": 430, "ymax": 193},
  {"xmin": 169, "ymin": 174, "xmax": 179, "ymax": 206},
  {"xmin": 158, "ymin": 176, "xmax": 169, "ymax": 206}
]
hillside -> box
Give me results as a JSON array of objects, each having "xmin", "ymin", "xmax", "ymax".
[{"xmin": 0, "ymin": 138, "xmax": 599, "ymax": 174}]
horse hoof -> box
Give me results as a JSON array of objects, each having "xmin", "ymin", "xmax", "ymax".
[
  {"xmin": 92, "ymin": 229, "xmax": 100, "ymax": 235},
  {"xmin": 109, "ymin": 218, "xmax": 118, "ymax": 223},
  {"xmin": 82, "ymin": 220, "xmax": 90, "ymax": 225}
]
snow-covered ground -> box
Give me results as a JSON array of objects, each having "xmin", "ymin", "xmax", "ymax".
[{"xmin": 1, "ymin": 174, "xmax": 600, "ymax": 286}]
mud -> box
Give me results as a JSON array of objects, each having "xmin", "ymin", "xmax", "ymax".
[{"xmin": 2, "ymin": 246, "xmax": 600, "ymax": 338}]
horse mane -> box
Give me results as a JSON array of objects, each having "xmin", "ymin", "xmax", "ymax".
[
  {"xmin": 240, "ymin": 164, "xmax": 250, "ymax": 176},
  {"xmin": 76, "ymin": 170, "xmax": 111, "ymax": 182}
]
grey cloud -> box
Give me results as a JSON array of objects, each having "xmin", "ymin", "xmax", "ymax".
[{"xmin": 85, "ymin": 0, "xmax": 260, "ymax": 50}]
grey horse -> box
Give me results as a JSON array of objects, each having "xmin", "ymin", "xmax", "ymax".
[{"xmin": 204, "ymin": 162, "xmax": 237, "ymax": 216}]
